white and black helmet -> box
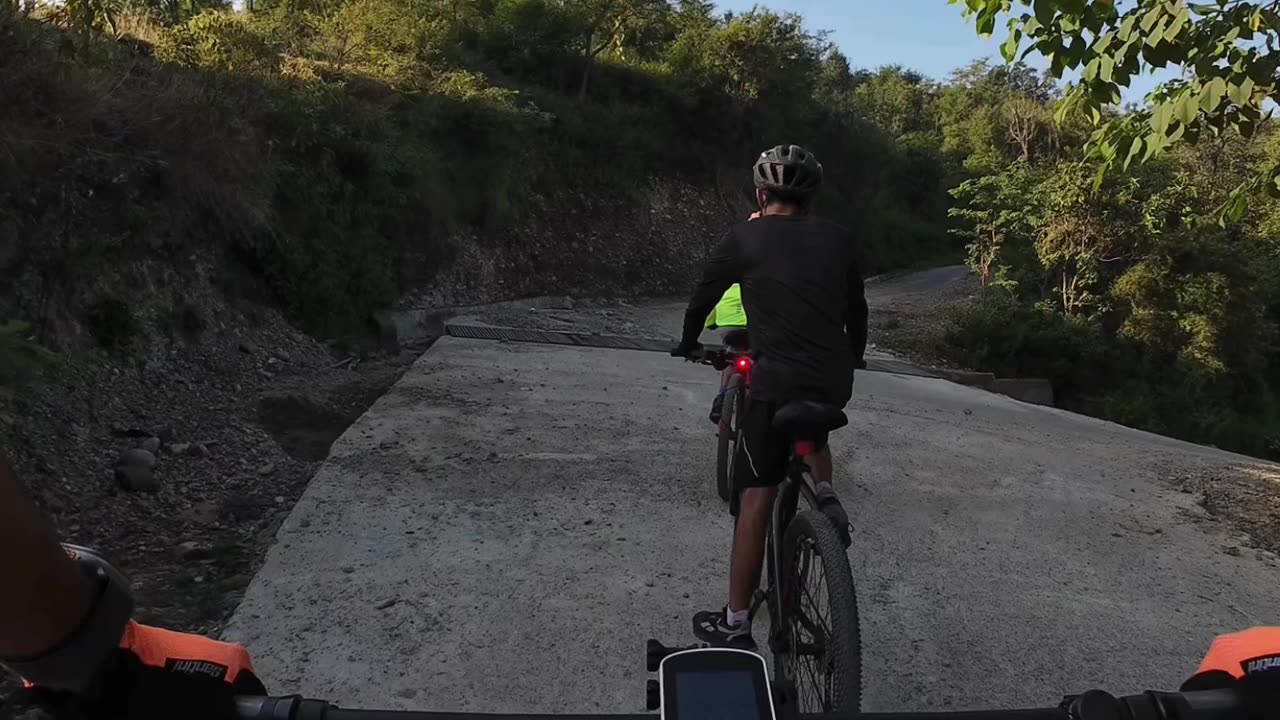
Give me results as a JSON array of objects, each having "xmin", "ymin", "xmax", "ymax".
[{"xmin": 753, "ymin": 144, "xmax": 823, "ymax": 201}]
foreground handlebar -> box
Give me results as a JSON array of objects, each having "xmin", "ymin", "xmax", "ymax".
[{"xmin": 233, "ymin": 687, "xmax": 1249, "ymax": 720}]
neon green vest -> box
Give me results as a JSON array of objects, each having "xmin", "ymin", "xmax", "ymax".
[{"xmin": 705, "ymin": 284, "xmax": 747, "ymax": 329}]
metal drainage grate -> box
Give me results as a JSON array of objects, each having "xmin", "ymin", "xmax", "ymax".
[{"xmin": 444, "ymin": 323, "xmax": 936, "ymax": 378}]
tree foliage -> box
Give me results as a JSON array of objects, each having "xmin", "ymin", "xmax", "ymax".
[{"xmin": 953, "ymin": 0, "xmax": 1280, "ymax": 218}]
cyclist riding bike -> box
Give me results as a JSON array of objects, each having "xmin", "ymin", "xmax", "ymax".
[
  {"xmin": 705, "ymin": 213, "xmax": 757, "ymax": 426},
  {"xmin": 671, "ymin": 144, "xmax": 869, "ymax": 650}
]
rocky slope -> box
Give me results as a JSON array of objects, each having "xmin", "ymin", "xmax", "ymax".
[{"xmin": 0, "ymin": 177, "xmax": 730, "ymax": 649}]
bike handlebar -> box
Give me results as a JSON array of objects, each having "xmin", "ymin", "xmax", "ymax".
[{"xmin": 234, "ymin": 687, "xmax": 1251, "ymax": 720}]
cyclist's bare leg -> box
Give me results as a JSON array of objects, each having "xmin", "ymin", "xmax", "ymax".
[
  {"xmin": 805, "ymin": 445, "xmax": 833, "ymax": 489},
  {"xmin": 728, "ymin": 486, "xmax": 777, "ymax": 612},
  {"xmin": 720, "ymin": 365, "xmax": 734, "ymax": 392}
]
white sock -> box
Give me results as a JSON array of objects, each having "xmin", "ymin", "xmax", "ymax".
[{"xmin": 725, "ymin": 606, "xmax": 750, "ymax": 628}]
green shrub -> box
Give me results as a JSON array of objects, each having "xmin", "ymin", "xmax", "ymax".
[
  {"xmin": 944, "ymin": 291, "xmax": 1107, "ymax": 405},
  {"xmin": 156, "ymin": 11, "xmax": 275, "ymax": 73}
]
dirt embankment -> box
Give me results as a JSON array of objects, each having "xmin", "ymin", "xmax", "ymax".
[
  {"xmin": 1, "ymin": 308, "xmax": 420, "ymax": 637},
  {"xmin": 0, "ymin": 175, "xmax": 732, "ymax": 653}
]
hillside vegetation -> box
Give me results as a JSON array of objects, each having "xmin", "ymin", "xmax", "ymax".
[
  {"xmin": 0, "ymin": 0, "xmax": 962, "ymax": 344},
  {"xmin": 941, "ymin": 0, "xmax": 1280, "ymax": 458},
  {"xmin": 5, "ymin": 0, "xmax": 1280, "ymax": 456}
]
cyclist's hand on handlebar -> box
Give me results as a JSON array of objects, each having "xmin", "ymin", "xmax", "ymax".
[
  {"xmin": 10, "ymin": 621, "xmax": 266, "ymax": 720},
  {"xmin": 1181, "ymin": 627, "xmax": 1280, "ymax": 718},
  {"xmin": 1184, "ymin": 627, "xmax": 1280, "ymax": 687},
  {"xmin": 670, "ymin": 340, "xmax": 703, "ymax": 359}
]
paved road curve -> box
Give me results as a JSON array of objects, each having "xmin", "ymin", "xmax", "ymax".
[
  {"xmin": 225, "ymin": 306, "xmax": 1280, "ymax": 714},
  {"xmin": 866, "ymin": 265, "xmax": 969, "ymax": 307}
]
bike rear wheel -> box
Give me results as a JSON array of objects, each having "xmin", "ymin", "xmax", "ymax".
[
  {"xmin": 714, "ymin": 378, "xmax": 743, "ymax": 503},
  {"xmin": 774, "ymin": 509, "xmax": 861, "ymax": 714}
]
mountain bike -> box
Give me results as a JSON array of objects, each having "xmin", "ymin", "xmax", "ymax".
[
  {"xmin": 686, "ymin": 348, "xmax": 862, "ymax": 716},
  {"xmin": 694, "ymin": 347, "xmax": 752, "ymax": 504}
]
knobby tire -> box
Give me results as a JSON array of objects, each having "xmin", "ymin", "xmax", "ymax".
[{"xmin": 775, "ymin": 510, "xmax": 862, "ymax": 714}]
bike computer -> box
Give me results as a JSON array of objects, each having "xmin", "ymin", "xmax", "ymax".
[{"xmin": 658, "ymin": 648, "xmax": 776, "ymax": 720}]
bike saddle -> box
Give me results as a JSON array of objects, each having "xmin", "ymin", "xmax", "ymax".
[{"xmin": 771, "ymin": 401, "xmax": 848, "ymax": 434}]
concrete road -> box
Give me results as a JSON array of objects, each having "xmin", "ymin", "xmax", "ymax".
[
  {"xmin": 225, "ymin": 323, "xmax": 1280, "ymax": 713},
  {"xmin": 866, "ymin": 266, "xmax": 969, "ymax": 308}
]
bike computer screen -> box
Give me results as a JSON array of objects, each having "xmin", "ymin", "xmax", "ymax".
[{"xmin": 659, "ymin": 648, "xmax": 775, "ymax": 720}]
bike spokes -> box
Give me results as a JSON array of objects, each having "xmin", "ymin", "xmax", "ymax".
[{"xmin": 785, "ymin": 533, "xmax": 839, "ymax": 713}]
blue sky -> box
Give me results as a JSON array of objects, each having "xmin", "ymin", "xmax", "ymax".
[{"xmin": 713, "ymin": 0, "xmax": 1177, "ymax": 104}]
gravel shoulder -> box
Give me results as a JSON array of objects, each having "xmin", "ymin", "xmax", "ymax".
[{"xmin": 0, "ymin": 313, "xmax": 423, "ymax": 640}]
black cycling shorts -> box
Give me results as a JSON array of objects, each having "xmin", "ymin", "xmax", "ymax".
[{"xmin": 732, "ymin": 398, "xmax": 828, "ymax": 490}]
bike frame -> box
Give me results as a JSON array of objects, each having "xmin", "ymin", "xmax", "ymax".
[
  {"xmin": 756, "ymin": 451, "xmax": 819, "ymax": 653},
  {"xmin": 721, "ymin": 353, "xmax": 752, "ymax": 515}
]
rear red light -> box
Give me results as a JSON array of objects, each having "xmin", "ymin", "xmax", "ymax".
[{"xmin": 736, "ymin": 357, "xmax": 752, "ymax": 372}]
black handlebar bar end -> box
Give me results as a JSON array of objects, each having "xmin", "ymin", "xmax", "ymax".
[
  {"xmin": 1066, "ymin": 690, "xmax": 1122, "ymax": 720},
  {"xmin": 236, "ymin": 695, "xmax": 298, "ymax": 720},
  {"xmin": 236, "ymin": 695, "xmax": 335, "ymax": 720}
]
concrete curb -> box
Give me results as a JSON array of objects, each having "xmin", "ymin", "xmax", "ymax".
[
  {"xmin": 372, "ymin": 296, "xmax": 576, "ymax": 349},
  {"xmin": 926, "ymin": 367, "xmax": 1054, "ymax": 407},
  {"xmin": 991, "ymin": 378, "xmax": 1055, "ymax": 407},
  {"xmin": 933, "ymin": 369, "xmax": 996, "ymax": 391}
]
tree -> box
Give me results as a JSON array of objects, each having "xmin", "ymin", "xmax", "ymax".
[
  {"xmin": 951, "ymin": 0, "xmax": 1280, "ymax": 217},
  {"xmin": 1033, "ymin": 160, "xmax": 1144, "ymax": 316},
  {"xmin": 814, "ymin": 49, "xmax": 856, "ymax": 109},
  {"xmin": 664, "ymin": 6, "xmax": 826, "ymax": 136},
  {"xmin": 308, "ymin": 0, "xmax": 436, "ymax": 80},
  {"xmin": 471, "ymin": 0, "xmax": 580, "ymax": 81},
  {"xmin": 948, "ymin": 163, "xmax": 1040, "ymax": 287},
  {"xmin": 1002, "ymin": 95, "xmax": 1051, "ymax": 162},
  {"xmin": 151, "ymin": 0, "xmax": 230, "ymax": 26},
  {"xmin": 47, "ymin": 0, "xmax": 123, "ymax": 38},
  {"xmin": 936, "ymin": 59, "xmax": 1057, "ymax": 171},
  {"xmin": 850, "ymin": 66, "xmax": 934, "ymax": 138},
  {"xmin": 566, "ymin": 0, "xmax": 668, "ymax": 99}
]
